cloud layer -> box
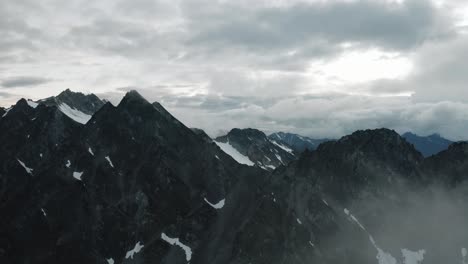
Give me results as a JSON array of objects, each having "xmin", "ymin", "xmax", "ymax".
[{"xmin": 1, "ymin": 0, "xmax": 468, "ymax": 139}]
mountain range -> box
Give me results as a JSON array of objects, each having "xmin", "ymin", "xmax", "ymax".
[
  {"xmin": 402, "ymin": 132, "xmax": 454, "ymax": 157},
  {"xmin": 1, "ymin": 90, "xmax": 467, "ymax": 264}
]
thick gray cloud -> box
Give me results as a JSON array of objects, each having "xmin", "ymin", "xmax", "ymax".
[
  {"xmin": 187, "ymin": 0, "xmax": 454, "ymax": 52},
  {"xmin": 1, "ymin": 76, "xmax": 51, "ymax": 88},
  {"xmin": 1, "ymin": 0, "xmax": 468, "ymax": 140}
]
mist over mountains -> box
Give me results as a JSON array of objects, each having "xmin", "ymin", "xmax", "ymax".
[{"xmin": 1, "ymin": 90, "xmax": 468, "ymax": 264}]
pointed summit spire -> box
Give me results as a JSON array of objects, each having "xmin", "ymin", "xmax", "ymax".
[{"xmin": 118, "ymin": 90, "xmax": 151, "ymax": 108}]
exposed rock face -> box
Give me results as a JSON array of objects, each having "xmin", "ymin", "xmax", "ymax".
[
  {"xmin": 402, "ymin": 132, "xmax": 454, "ymax": 157},
  {"xmin": 215, "ymin": 128, "xmax": 297, "ymax": 171},
  {"xmin": 1, "ymin": 90, "xmax": 468, "ymax": 264},
  {"xmin": 269, "ymin": 131, "xmax": 330, "ymax": 152}
]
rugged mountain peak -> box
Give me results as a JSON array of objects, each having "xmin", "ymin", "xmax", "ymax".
[
  {"xmin": 1, "ymin": 98, "xmax": 33, "ymax": 118},
  {"xmin": 322, "ymin": 128, "xmax": 421, "ymax": 159},
  {"xmin": 228, "ymin": 128, "xmax": 267, "ymax": 139},
  {"xmin": 41, "ymin": 89, "xmax": 104, "ymax": 115},
  {"xmin": 215, "ymin": 128, "xmax": 296, "ymax": 170},
  {"xmin": 117, "ymin": 90, "xmax": 153, "ymax": 111},
  {"xmin": 285, "ymin": 128, "xmax": 425, "ymax": 201},
  {"xmin": 121, "ymin": 89, "xmax": 147, "ymax": 103}
]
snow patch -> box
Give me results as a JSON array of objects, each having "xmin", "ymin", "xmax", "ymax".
[
  {"xmin": 39, "ymin": 153, "xmax": 43, "ymax": 158},
  {"xmin": 401, "ymin": 249, "xmax": 425, "ymax": 264},
  {"xmin": 309, "ymin": 241, "xmax": 315, "ymax": 247},
  {"xmin": 344, "ymin": 208, "xmax": 366, "ymax": 231},
  {"xmin": 105, "ymin": 156, "xmax": 114, "ymax": 168},
  {"xmin": 161, "ymin": 233, "xmax": 192, "ymax": 262},
  {"xmin": 73, "ymin": 171, "xmax": 83, "ymax": 181},
  {"xmin": 275, "ymin": 154, "xmax": 283, "ymax": 164},
  {"xmin": 204, "ymin": 197, "xmax": 225, "ymax": 209},
  {"xmin": 41, "ymin": 208, "xmax": 47, "ymax": 217},
  {"xmin": 27, "ymin": 100, "xmax": 38, "ymax": 108},
  {"xmin": 322, "ymin": 199, "xmax": 329, "ymax": 206},
  {"xmin": 2, "ymin": 108, "xmax": 11, "ymax": 117},
  {"xmin": 271, "ymin": 140, "xmax": 294, "ymax": 153},
  {"xmin": 58, "ymin": 103, "xmax": 91, "ymax": 124},
  {"xmin": 463, "ymin": 248, "xmax": 467, "ymax": 264},
  {"xmin": 17, "ymin": 159, "xmax": 33, "ymax": 175},
  {"xmin": 215, "ymin": 141, "xmax": 254, "ymax": 166},
  {"xmin": 88, "ymin": 147, "xmax": 94, "ymax": 156},
  {"xmin": 106, "ymin": 258, "xmax": 114, "ymax": 264},
  {"xmin": 376, "ymin": 247, "xmax": 398, "ymax": 264},
  {"xmin": 66, "ymin": 160, "xmax": 71, "ymax": 168},
  {"xmin": 296, "ymin": 218, "xmax": 302, "ymax": 224},
  {"xmin": 125, "ymin": 241, "xmax": 144, "ymax": 259},
  {"xmin": 345, "ymin": 208, "xmax": 398, "ymax": 264}
]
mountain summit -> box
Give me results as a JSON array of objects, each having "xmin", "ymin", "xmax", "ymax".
[{"xmin": 215, "ymin": 128, "xmax": 297, "ymax": 170}]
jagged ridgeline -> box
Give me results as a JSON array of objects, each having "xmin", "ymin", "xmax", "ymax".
[{"xmin": 1, "ymin": 90, "xmax": 468, "ymax": 264}]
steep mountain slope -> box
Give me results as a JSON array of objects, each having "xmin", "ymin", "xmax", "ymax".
[
  {"xmin": 402, "ymin": 132, "xmax": 453, "ymax": 157},
  {"xmin": 0, "ymin": 107, "xmax": 5, "ymax": 117},
  {"xmin": 215, "ymin": 128, "xmax": 296, "ymax": 171},
  {"xmin": 269, "ymin": 132, "xmax": 330, "ymax": 152}
]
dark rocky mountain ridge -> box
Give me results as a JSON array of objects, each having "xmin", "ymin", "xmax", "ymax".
[
  {"xmin": 40, "ymin": 88, "xmax": 105, "ymax": 115},
  {"xmin": 402, "ymin": 132, "xmax": 454, "ymax": 157},
  {"xmin": 1, "ymin": 90, "xmax": 468, "ymax": 264}
]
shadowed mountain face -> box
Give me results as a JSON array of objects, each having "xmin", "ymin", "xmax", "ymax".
[
  {"xmin": 269, "ymin": 132, "xmax": 331, "ymax": 152},
  {"xmin": 1, "ymin": 90, "xmax": 468, "ymax": 264},
  {"xmin": 402, "ymin": 132, "xmax": 454, "ymax": 157}
]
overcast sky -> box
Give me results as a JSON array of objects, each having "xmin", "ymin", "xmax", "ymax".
[{"xmin": 1, "ymin": 0, "xmax": 468, "ymax": 139}]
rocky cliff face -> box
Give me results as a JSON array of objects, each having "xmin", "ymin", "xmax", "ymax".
[{"xmin": 1, "ymin": 90, "xmax": 468, "ymax": 264}]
